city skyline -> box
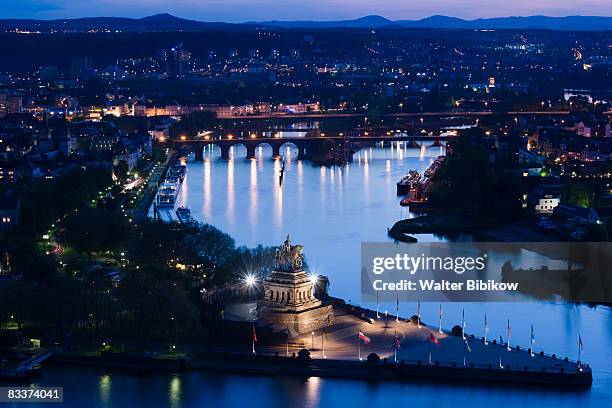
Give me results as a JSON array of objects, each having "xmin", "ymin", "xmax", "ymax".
[{"xmin": 2, "ymin": 0, "xmax": 612, "ymax": 22}]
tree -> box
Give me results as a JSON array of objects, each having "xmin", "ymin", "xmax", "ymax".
[
  {"xmin": 61, "ymin": 208, "xmax": 129, "ymax": 258},
  {"xmin": 113, "ymin": 160, "xmax": 129, "ymax": 181}
]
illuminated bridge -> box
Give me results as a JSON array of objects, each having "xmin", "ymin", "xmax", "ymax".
[{"xmin": 173, "ymin": 133, "xmax": 449, "ymax": 160}]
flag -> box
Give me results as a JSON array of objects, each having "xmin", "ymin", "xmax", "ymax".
[
  {"xmin": 500, "ymin": 335, "xmax": 504, "ymax": 344},
  {"xmin": 484, "ymin": 314, "xmax": 489, "ymax": 332},
  {"xmin": 359, "ymin": 331, "xmax": 371, "ymax": 345},
  {"xmin": 429, "ymin": 332, "xmax": 439, "ymax": 344},
  {"xmin": 579, "ymin": 334, "xmax": 583, "ymax": 351},
  {"xmin": 252, "ymin": 324, "xmax": 258, "ymax": 343},
  {"xmin": 439, "ymin": 304, "xmax": 442, "ymax": 320},
  {"xmin": 531, "ymin": 325, "xmax": 535, "ymax": 345},
  {"xmin": 464, "ymin": 338, "xmax": 471, "ymax": 352}
]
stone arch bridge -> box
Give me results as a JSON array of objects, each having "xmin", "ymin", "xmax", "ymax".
[{"xmin": 174, "ymin": 134, "xmax": 448, "ymax": 161}]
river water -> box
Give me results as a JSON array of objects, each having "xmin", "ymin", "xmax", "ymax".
[{"xmin": 25, "ymin": 143, "xmax": 612, "ymax": 407}]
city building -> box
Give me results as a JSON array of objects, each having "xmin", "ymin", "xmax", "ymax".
[{"xmin": 70, "ymin": 57, "xmax": 94, "ymax": 78}]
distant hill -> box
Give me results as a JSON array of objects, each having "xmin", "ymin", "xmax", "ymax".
[
  {"xmin": 252, "ymin": 14, "xmax": 612, "ymax": 31},
  {"xmin": 0, "ymin": 13, "xmax": 250, "ymax": 32},
  {"xmin": 397, "ymin": 15, "xmax": 612, "ymax": 31},
  {"xmin": 251, "ymin": 15, "xmax": 394, "ymax": 29},
  {"xmin": 1, "ymin": 13, "xmax": 611, "ymax": 32}
]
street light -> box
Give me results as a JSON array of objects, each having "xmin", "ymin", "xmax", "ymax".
[{"xmin": 244, "ymin": 274, "xmax": 257, "ymax": 287}]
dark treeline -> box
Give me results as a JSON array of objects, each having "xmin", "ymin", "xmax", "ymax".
[{"xmin": 0, "ymin": 208, "xmax": 278, "ymax": 344}]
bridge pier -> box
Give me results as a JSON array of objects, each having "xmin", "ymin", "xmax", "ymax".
[
  {"xmin": 195, "ymin": 146, "xmax": 204, "ymax": 161},
  {"xmin": 272, "ymin": 144, "xmax": 281, "ymax": 158},
  {"xmin": 221, "ymin": 145, "xmax": 230, "ymax": 160},
  {"xmin": 246, "ymin": 144, "xmax": 256, "ymax": 159},
  {"xmin": 297, "ymin": 146, "xmax": 306, "ymax": 160}
]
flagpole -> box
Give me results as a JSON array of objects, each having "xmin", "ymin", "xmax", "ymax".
[
  {"xmin": 394, "ymin": 330, "xmax": 397, "ymax": 363},
  {"xmin": 396, "ymin": 294, "xmax": 399, "ymax": 322},
  {"xmin": 428, "ymin": 340, "xmax": 432, "ymax": 365},
  {"xmin": 417, "ymin": 300, "xmax": 421, "ymax": 328},
  {"xmin": 507, "ymin": 319, "xmax": 511, "ymax": 351},
  {"xmin": 484, "ymin": 314, "xmax": 488, "ymax": 345},
  {"xmin": 530, "ymin": 325, "xmax": 534, "ymax": 357},
  {"xmin": 463, "ymin": 339, "xmax": 467, "ymax": 366},
  {"xmin": 376, "ymin": 290, "xmax": 380, "ymax": 319},
  {"xmin": 439, "ymin": 304, "xmax": 443, "ymax": 333},
  {"xmin": 358, "ymin": 329, "xmax": 361, "ymax": 360},
  {"xmin": 252, "ymin": 323, "xmax": 256, "ymax": 354},
  {"xmin": 462, "ymin": 309, "xmax": 465, "ymax": 339},
  {"xmin": 499, "ymin": 336, "xmax": 503, "ymax": 368},
  {"xmin": 578, "ymin": 334, "xmax": 582, "ymax": 368}
]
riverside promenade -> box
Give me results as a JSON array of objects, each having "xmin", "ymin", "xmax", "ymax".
[{"xmin": 209, "ymin": 301, "xmax": 592, "ymax": 387}]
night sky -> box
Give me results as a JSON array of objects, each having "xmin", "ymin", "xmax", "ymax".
[{"xmin": 1, "ymin": 0, "xmax": 611, "ymax": 22}]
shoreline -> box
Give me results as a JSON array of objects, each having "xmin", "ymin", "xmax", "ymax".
[
  {"xmin": 388, "ymin": 213, "xmax": 558, "ymax": 243},
  {"xmin": 3, "ymin": 344, "xmax": 590, "ymax": 389}
]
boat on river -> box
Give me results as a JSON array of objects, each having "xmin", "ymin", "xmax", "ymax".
[
  {"xmin": 157, "ymin": 179, "xmax": 180, "ymax": 207},
  {"xmin": 176, "ymin": 206, "xmax": 194, "ymax": 224},
  {"xmin": 396, "ymin": 170, "xmax": 421, "ymax": 195}
]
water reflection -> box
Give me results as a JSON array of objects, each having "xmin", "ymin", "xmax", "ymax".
[
  {"xmin": 249, "ymin": 159, "xmax": 258, "ymax": 224},
  {"xmin": 98, "ymin": 373, "xmax": 111, "ymax": 407},
  {"xmin": 274, "ymin": 158, "xmax": 284, "ymax": 228},
  {"xmin": 226, "ymin": 157, "xmax": 235, "ymax": 225},
  {"xmin": 169, "ymin": 375, "xmax": 182, "ymax": 408},
  {"xmin": 305, "ymin": 376, "xmax": 322, "ymax": 408},
  {"xmin": 203, "ymin": 158, "xmax": 211, "ymax": 218}
]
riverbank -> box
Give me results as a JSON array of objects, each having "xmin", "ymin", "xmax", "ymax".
[
  {"xmin": 389, "ymin": 213, "xmax": 556, "ymax": 243},
  {"xmin": 186, "ymin": 350, "xmax": 591, "ymax": 388},
  {"xmin": 388, "ymin": 213, "xmax": 500, "ymax": 242},
  {"xmin": 133, "ymin": 150, "xmax": 175, "ymax": 222},
  {"xmin": 10, "ymin": 334, "xmax": 588, "ymax": 388}
]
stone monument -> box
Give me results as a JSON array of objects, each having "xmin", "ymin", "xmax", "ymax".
[{"xmin": 257, "ymin": 235, "xmax": 334, "ymax": 335}]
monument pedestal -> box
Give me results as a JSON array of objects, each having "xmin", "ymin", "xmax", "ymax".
[{"xmin": 257, "ymin": 236, "xmax": 335, "ymax": 335}]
